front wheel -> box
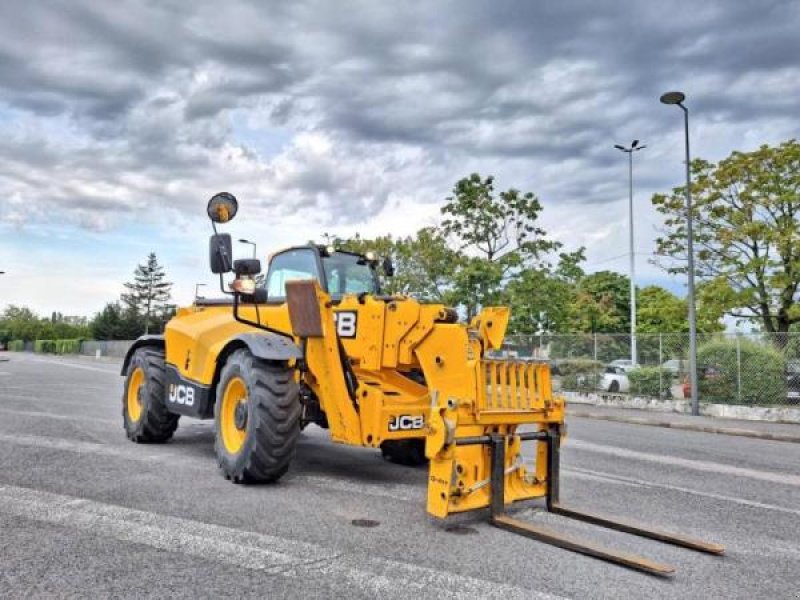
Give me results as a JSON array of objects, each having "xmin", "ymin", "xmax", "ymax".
[
  {"xmin": 214, "ymin": 349, "xmax": 301, "ymax": 483},
  {"xmin": 122, "ymin": 348, "xmax": 180, "ymax": 443}
]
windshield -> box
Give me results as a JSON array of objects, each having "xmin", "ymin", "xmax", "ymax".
[{"xmin": 323, "ymin": 252, "xmax": 378, "ymax": 297}]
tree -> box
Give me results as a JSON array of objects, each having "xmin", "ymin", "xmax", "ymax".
[
  {"xmin": 90, "ymin": 302, "xmax": 144, "ymax": 340},
  {"xmin": 506, "ymin": 249, "xmax": 585, "ymax": 334},
  {"xmin": 652, "ymin": 139, "xmax": 800, "ymax": 334},
  {"xmin": 568, "ymin": 271, "xmax": 630, "ymax": 333},
  {"xmin": 121, "ymin": 252, "xmax": 173, "ymax": 335},
  {"xmin": 441, "ymin": 173, "xmax": 564, "ymax": 318}
]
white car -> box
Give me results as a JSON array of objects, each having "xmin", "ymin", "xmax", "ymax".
[
  {"xmin": 599, "ymin": 365, "xmax": 629, "ymax": 393},
  {"xmin": 609, "ymin": 359, "xmax": 639, "ymax": 372}
]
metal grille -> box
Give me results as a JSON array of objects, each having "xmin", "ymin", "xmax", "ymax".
[{"xmin": 480, "ymin": 359, "xmax": 549, "ymax": 411}]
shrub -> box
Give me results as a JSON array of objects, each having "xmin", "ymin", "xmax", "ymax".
[
  {"xmin": 628, "ymin": 367, "xmax": 672, "ymax": 398},
  {"xmin": 557, "ymin": 359, "xmax": 604, "ymax": 392},
  {"xmin": 7, "ymin": 340, "xmax": 24, "ymax": 351},
  {"xmin": 33, "ymin": 339, "xmax": 82, "ymax": 354},
  {"xmin": 697, "ymin": 338, "xmax": 786, "ymax": 405}
]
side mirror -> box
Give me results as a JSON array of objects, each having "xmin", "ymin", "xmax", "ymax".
[
  {"xmin": 210, "ymin": 233, "xmax": 233, "ymax": 274},
  {"xmin": 233, "ymin": 258, "xmax": 262, "ymax": 276},
  {"xmin": 207, "ymin": 192, "xmax": 238, "ymax": 224},
  {"xmin": 382, "ymin": 256, "xmax": 395, "ymax": 277}
]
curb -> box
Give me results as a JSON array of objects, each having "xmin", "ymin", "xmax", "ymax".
[{"xmin": 567, "ymin": 410, "xmax": 800, "ymax": 444}]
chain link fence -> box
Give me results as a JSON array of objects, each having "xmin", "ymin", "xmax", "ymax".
[{"xmin": 501, "ymin": 333, "xmax": 800, "ymax": 408}]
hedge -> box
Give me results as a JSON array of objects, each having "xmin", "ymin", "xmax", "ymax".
[
  {"xmin": 628, "ymin": 367, "xmax": 672, "ymax": 398},
  {"xmin": 557, "ymin": 358, "xmax": 604, "ymax": 392},
  {"xmin": 697, "ymin": 338, "xmax": 786, "ymax": 405},
  {"xmin": 7, "ymin": 340, "xmax": 24, "ymax": 351},
  {"xmin": 33, "ymin": 339, "xmax": 83, "ymax": 355}
]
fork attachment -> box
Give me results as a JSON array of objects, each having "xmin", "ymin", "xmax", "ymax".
[{"xmin": 457, "ymin": 427, "xmax": 724, "ymax": 577}]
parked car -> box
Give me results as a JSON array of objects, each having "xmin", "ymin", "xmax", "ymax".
[
  {"xmin": 787, "ymin": 360, "xmax": 800, "ymax": 404},
  {"xmin": 609, "ymin": 359, "xmax": 639, "ymax": 372},
  {"xmin": 599, "ymin": 365, "xmax": 629, "ymax": 393}
]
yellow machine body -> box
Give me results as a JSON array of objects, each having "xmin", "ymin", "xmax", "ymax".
[{"xmin": 160, "ymin": 274, "xmax": 564, "ymax": 518}]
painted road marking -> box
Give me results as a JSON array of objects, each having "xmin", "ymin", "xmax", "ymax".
[
  {"xmin": 564, "ymin": 466, "xmax": 800, "ymax": 518},
  {"xmin": 566, "ymin": 438, "xmax": 800, "ymax": 487},
  {"xmin": 0, "ymin": 485, "xmax": 561, "ymax": 600}
]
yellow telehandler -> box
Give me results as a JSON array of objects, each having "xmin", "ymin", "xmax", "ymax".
[{"xmin": 121, "ymin": 193, "xmax": 723, "ymax": 575}]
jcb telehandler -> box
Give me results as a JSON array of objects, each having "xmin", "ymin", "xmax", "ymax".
[{"xmin": 121, "ymin": 193, "xmax": 723, "ymax": 575}]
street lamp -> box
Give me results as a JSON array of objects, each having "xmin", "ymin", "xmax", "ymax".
[
  {"xmin": 660, "ymin": 90, "xmax": 699, "ymax": 416},
  {"xmin": 614, "ymin": 140, "xmax": 647, "ymax": 366},
  {"xmin": 195, "ymin": 283, "xmax": 207, "ymax": 302},
  {"xmin": 238, "ymin": 238, "xmax": 257, "ymax": 259}
]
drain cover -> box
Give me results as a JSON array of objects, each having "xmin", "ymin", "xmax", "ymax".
[
  {"xmin": 444, "ymin": 525, "xmax": 478, "ymax": 535},
  {"xmin": 351, "ymin": 518, "xmax": 380, "ymax": 528}
]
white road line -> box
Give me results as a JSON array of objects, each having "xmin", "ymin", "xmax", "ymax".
[
  {"xmin": 566, "ymin": 438, "xmax": 800, "ymax": 487},
  {"xmin": 0, "ymin": 407, "xmax": 116, "ymax": 425},
  {"xmin": 563, "ymin": 466, "xmax": 800, "ymax": 518},
  {"xmin": 15, "ymin": 356, "xmax": 120, "ymax": 375},
  {"xmin": 0, "ymin": 485, "xmax": 561, "ymax": 600}
]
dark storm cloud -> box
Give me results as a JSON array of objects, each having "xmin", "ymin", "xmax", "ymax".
[{"xmin": 0, "ymin": 0, "xmax": 798, "ymax": 230}]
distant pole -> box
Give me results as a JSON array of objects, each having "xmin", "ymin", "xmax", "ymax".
[
  {"xmin": 239, "ymin": 238, "xmax": 257, "ymax": 259},
  {"xmin": 661, "ymin": 91, "xmax": 699, "ymax": 416},
  {"xmin": 614, "ymin": 140, "xmax": 646, "ymax": 366}
]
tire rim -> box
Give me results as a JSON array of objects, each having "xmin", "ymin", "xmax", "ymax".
[
  {"xmin": 221, "ymin": 376, "xmax": 248, "ymax": 454},
  {"xmin": 127, "ymin": 367, "xmax": 145, "ymax": 422}
]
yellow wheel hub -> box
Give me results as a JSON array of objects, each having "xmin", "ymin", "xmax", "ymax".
[
  {"xmin": 127, "ymin": 367, "xmax": 145, "ymax": 423},
  {"xmin": 221, "ymin": 376, "xmax": 248, "ymax": 454}
]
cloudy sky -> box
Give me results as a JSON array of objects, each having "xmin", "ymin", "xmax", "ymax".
[{"xmin": 1, "ymin": 0, "xmax": 799, "ymax": 316}]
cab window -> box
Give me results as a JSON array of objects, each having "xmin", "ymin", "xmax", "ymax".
[{"xmin": 265, "ymin": 249, "xmax": 319, "ymax": 299}]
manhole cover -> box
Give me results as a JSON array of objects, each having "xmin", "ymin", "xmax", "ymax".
[
  {"xmin": 444, "ymin": 525, "xmax": 478, "ymax": 535},
  {"xmin": 351, "ymin": 519, "xmax": 380, "ymax": 528}
]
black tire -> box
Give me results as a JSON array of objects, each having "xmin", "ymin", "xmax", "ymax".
[
  {"xmin": 122, "ymin": 348, "xmax": 180, "ymax": 443},
  {"xmin": 609, "ymin": 380, "xmax": 620, "ymax": 393},
  {"xmin": 380, "ymin": 439, "xmax": 428, "ymax": 467},
  {"xmin": 214, "ymin": 348, "xmax": 300, "ymax": 483}
]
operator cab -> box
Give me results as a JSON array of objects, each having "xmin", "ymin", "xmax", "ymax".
[{"xmin": 264, "ymin": 245, "xmax": 381, "ymax": 302}]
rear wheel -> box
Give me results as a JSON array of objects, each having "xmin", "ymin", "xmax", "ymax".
[
  {"xmin": 380, "ymin": 439, "xmax": 428, "ymax": 467},
  {"xmin": 122, "ymin": 348, "xmax": 180, "ymax": 443},
  {"xmin": 215, "ymin": 349, "xmax": 301, "ymax": 483},
  {"xmin": 609, "ymin": 380, "xmax": 620, "ymax": 393}
]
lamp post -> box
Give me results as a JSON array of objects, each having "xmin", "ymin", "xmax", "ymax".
[
  {"xmin": 660, "ymin": 90, "xmax": 699, "ymax": 416},
  {"xmin": 194, "ymin": 283, "xmax": 207, "ymax": 302},
  {"xmin": 614, "ymin": 140, "xmax": 646, "ymax": 366},
  {"xmin": 238, "ymin": 238, "xmax": 257, "ymax": 259}
]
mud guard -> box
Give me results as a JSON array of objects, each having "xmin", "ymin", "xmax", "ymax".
[{"xmin": 120, "ymin": 335, "xmax": 165, "ymax": 375}]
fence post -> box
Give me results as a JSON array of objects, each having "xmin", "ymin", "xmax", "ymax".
[
  {"xmin": 658, "ymin": 334, "xmax": 663, "ymax": 398},
  {"xmin": 736, "ymin": 334, "xmax": 742, "ymax": 404}
]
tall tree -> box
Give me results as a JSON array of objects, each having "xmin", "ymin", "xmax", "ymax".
[
  {"xmin": 652, "ymin": 139, "xmax": 800, "ymax": 333},
  {"xmin": 506, "ymin": 250, "xmax": 585, "ymax": 334},
  {"xmin": 441, "ymin": 173, "xmax": 563, "ymax": 318},
  {"xmin": 121, "ymin": 252, "xmax": 173, "ymax": 335}
]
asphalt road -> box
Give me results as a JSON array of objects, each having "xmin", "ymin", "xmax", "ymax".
[{"xmin": 1, "ymin": 353, "xmax": 798, "ymax": 599}]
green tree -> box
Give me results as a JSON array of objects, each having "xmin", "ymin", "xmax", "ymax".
[
  {"xmin": 90, "ymin": 302, "xmax": 145, "ymax": 340},
  {"xmin": 121, "ymin": 252, "xmax": 173, "ymax": 335},
  {"xmin": 568, "ymin": 271, "xmax": 630, "ymax": 333},
  {"xmin": 652, "ymin": 139, "xmax": 800, "ymax": 334},
  {"xmin": 637, "ymin": 285, "xmax": 723, "ymax": 333},
  {"xmin": 506, "ymin": 250, "xmax": 585, "ymax": 334},
  {"xmin": 441, "ymin": 173, "xmax": 564, "ymax": 318}
]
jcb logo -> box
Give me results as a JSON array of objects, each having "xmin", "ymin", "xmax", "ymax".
[
  {"xmin": 388, "ymin": 415, "xmax": 424, "ymax": 431},
  {"xmin": 168, "ymin": 384, "xmax": 195, "ymax": 406},
  {"xmin": 334, "ymin": 311, "xmax": 358, "ymax": 338}
]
